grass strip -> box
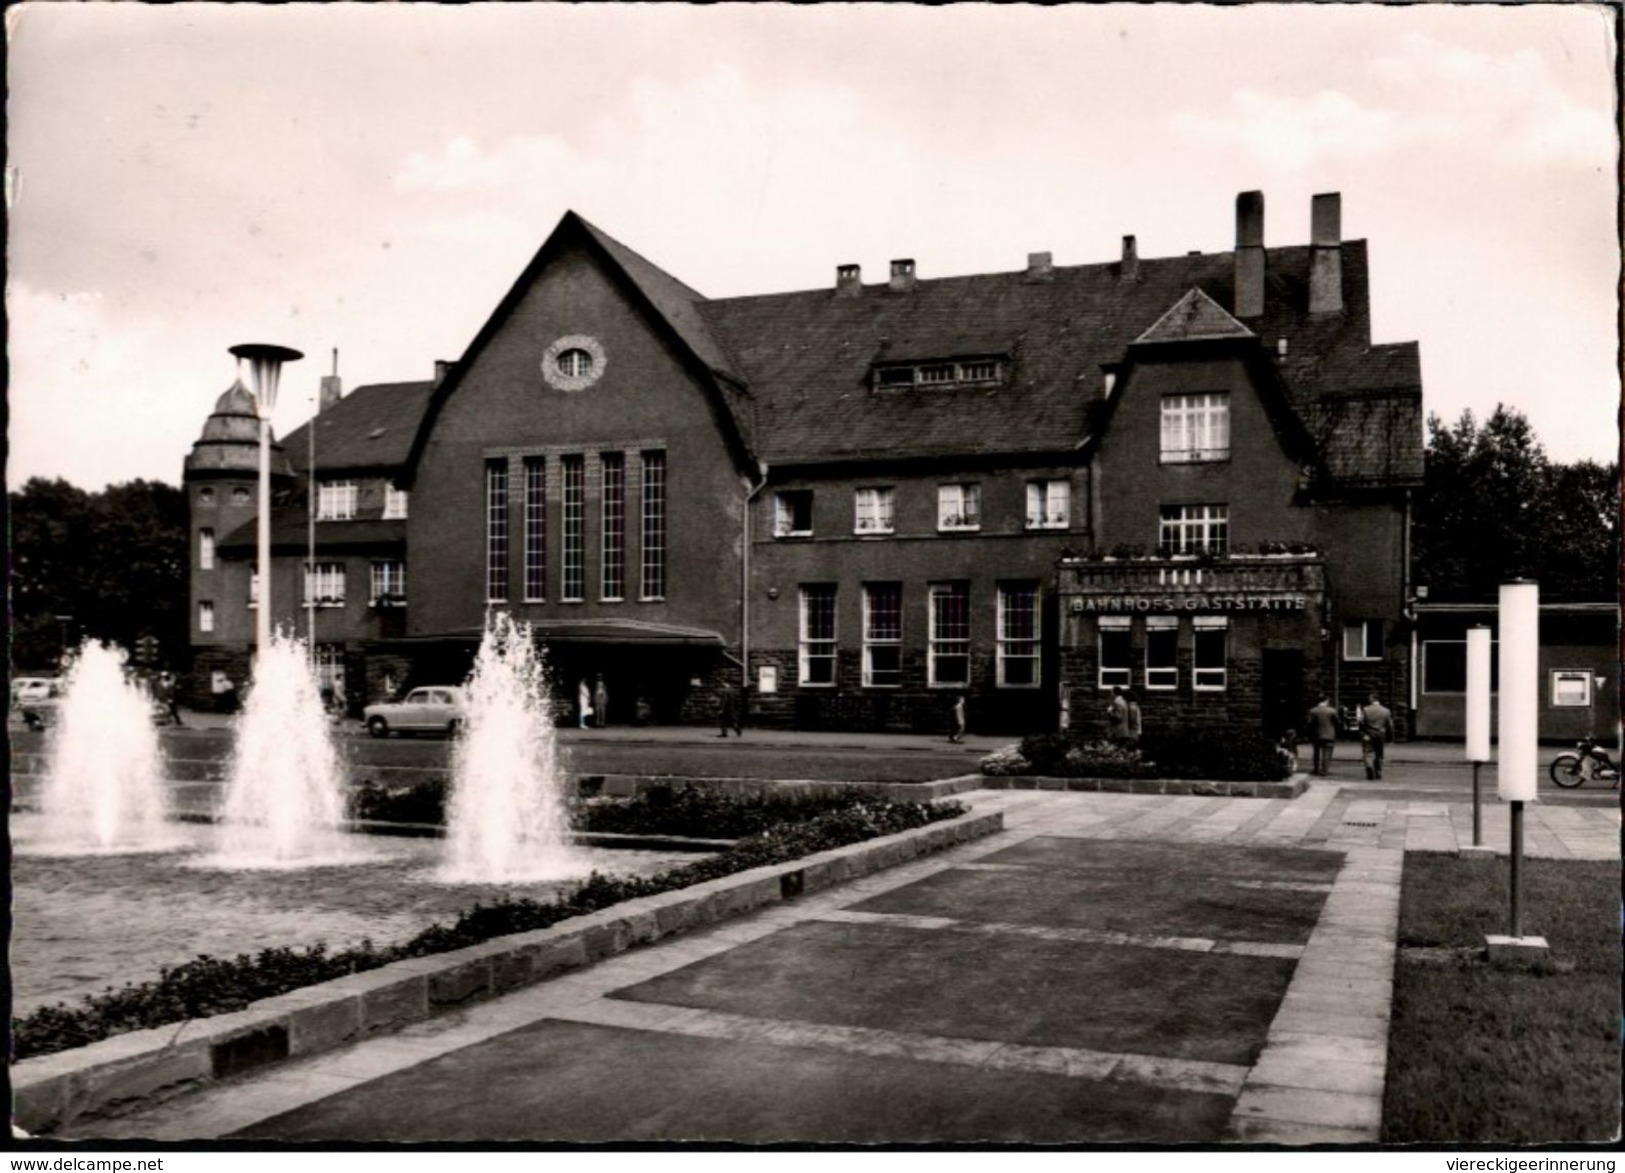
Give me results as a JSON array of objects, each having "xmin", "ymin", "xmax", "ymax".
[{"xmin": 1382, "ymin": 853, "xmax": 1622, "ymax": 1144}]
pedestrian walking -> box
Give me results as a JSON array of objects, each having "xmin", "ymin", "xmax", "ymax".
[
  {"xmin": 592, "ymin": 675, "xmax": 609, "ymax": 729},
  {"xmin": 948, "ymin": 693, "xmax": 967, "ymax": 743},
  {"xmin": 578, "ymin": 678, "xmax": 592, "ymax": 729},
  {"xmin": 157, "ymin": 671, "xmax": 185, "ymax": 727},
  {"xmin": 1124, "ymin": 688, "xmax": 1143, "ymax": 752},
  {"xmin": 717, "ymin": 683, "xmax": 743, "ymax": 737},
  {"xmin": 1106, "ymin": 686, "xmax": 1131, "ymax": 747},
  {"xmin": 1359, "ymin": 692, "xmax": 1394, "ymax": 779},
  {"xmin": 1307, "ymin": 695, "xmax": 1339, "ymax": 776}
]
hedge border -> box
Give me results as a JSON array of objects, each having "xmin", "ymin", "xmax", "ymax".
[
  {"xmin": 978, "ymin": 773, "xmax": 1309, "ymax": 799},
  {"xmin": 13, "ymin": 807, "xmax": 1002, "ymax": 1136}
]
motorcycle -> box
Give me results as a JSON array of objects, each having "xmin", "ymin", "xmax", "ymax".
[{"xmin": 1548, "ymin": 737, "xmax": 1621, "ymax": 788}]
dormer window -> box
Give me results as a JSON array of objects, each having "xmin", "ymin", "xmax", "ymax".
[
  {"xmin": 317, "ymin": 479, "xmax": 358, "ymax": 521},
  {"xmin": 871, "ymin": 357, "xmax": 1004, "ymax": 391}
]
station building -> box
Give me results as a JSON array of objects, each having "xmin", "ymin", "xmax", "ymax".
[{"xmin": 184, "ymin": 190, "xmax": 1424, "ymax": 737}]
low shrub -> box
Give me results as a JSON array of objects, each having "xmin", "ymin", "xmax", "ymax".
[
  {"xmin": 979, "ymin": 746, "xmax": 1032, "ymax": 776},
  {"xmin": 1140, "ymin": 728, "xmax": 1291, "ymax": 782},
  {"xmin": 12, "ymin": 796, "xmax": 965, "ymax": 1061},
  {"xmin": 983, "ymin": 728, "xmax": 1286, "ymax": 782},
  {"xmin": 352, "ymin": 779, "xmax": 445, "ymax": 825}
]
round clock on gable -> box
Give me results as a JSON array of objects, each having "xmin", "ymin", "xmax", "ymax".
[{"xmin": 542, "ymin": 335, "xmax": 606, "ymax": 392}]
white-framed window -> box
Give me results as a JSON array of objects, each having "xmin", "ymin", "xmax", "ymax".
[
  {"xmin": 1194, "ymin": 615, "xmax": 1228, "ymax": 690},
  {"xmin": 197, "ymin": 486, "xmax": 216, "ymax": 507},
  {"xmin": 1343, "ymin": 619, "xmax": 1383, "ymax": 661},
  {"xmin": 1145, "ymin": 615, "xmax": 1178, "ymax": 690},
  {"xmin": 799, "ymin": 585, "xmax": 837, "ymax": 687},
  {"xmin": 199, "ymin": 528, "xmax": 215, "ymax": 570},
  {"xmin": 232, "ymin": 486, "xmax": 252, "ymax": 506},
  {"xmin": 872, "ymin": 359, "xmax": 1003, "ymax": 390},
  {"xmin": 523, "ymin": 457, "xmax": 546, "ymax": 603},
  {"xmin": 561, "ymin": 455, "xmax": 585, "ymax": 602},
  {"xmin": 1098, "ymin": 616, "xmax": 1131, "ymax": 688},
  {"xmin": 1025, "ymin": 480, "xmax": 1070, "ymax": 529},
  {"xmin": 1421, "ymin": 639, "xmax": 1500, "ymax": 695},
  {"xmin": 556, "ymin": 348, "xmax": 594, "ymax": 380},
  {"xmin": 863, "ymin": 582, "xmax": 902, "ymax": 688},
  {"xmin": 601, "ymin": 452, "xmax": 626, "ymax": 602},
  {"xmin": 485, "ymin": 459, "xmax": 509, "ymax": 603},
  {"xmin": 928, "ymin": 582, "xmax": 970, "ymax": 686},
  {"xmin": 1550, "ymin": 670, "xmax": 1595, "ymax": 708},
  {"xmin": 370, "ymin": 560, "xmax": 406, "ymax": 606},
  {"xmin": 1159, "ymin": 503, "xmax": 1228, "ymax": 554},
  {"xmin": 996, "ymin": 583, "xmax": 1040, "ymax": 688},
  {"xmin": 315, "ymin": 643, "xmax": 346, "ymax": 699},
  {"xmin": 317, "ymin": 479, "xmax": 358, "ymax": 521},
  {"xmin": 383, "ymin": 485, "xmax": 410, "ymax": 520},
  {"xmin": 937, "ymin": 484, "xmax": 981, "ymax": 531},
  {"xmin": 854, "ymin": 487, "xmax": 895, "ymax": 535},
  {"xmin": 305, "ymin": 562, "xmax": 347, "ymax": 607},
  {"xmin": 198, "ymin": 600, "xmax": 215, "ymax": 633},
  {"xmin": 640, "ymin": 451, "xmax": 666, "ymax": 600},
  {"xmin": 774, "ymin": 490, "xmax": 814, "ymax": 537},
  {"xmin": 1160, "ymin": 393, "xmax": 1230, "ymax": 463}
]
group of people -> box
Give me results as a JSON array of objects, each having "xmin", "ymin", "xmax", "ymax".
[
  {"xmin": 1305, "ymin": 692, "xmax": 1393, "ymax": 779},
  {"xmin": 577, "ymin": 675, "xmax": 610, "ymax": 729}
]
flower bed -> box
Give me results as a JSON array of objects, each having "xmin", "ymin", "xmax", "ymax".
[
  {"xmin": 982, "ymin": 729, "xmax": 1292, "ymax": 783},
  {"xmin": 14, "ymin": 794, "xmax": 963, "ymax": 1061}
]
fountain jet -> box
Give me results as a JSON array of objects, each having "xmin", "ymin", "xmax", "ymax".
[{"xmin": 440, "ymin": 612, "xmax": 583, "ymax": 883}]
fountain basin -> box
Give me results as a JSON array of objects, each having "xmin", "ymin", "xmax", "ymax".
[{"xmin": 12, "ymin": 808, "xmax": 1002, "ymax": 1137}]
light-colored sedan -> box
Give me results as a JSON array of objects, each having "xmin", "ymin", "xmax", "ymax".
[{"xmin": 363, "ymin": 686, "xmax": 467, "ymax": 738}]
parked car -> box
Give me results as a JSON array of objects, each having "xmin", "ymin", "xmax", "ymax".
[
  {"xmin": 12, "ymin": 677, "xmax": 58, "ymax": 705},
  {"xmin": 19, "ymin": 691, "xmax": 171, "ymax": 732},
  {"xmin": 363, "ymin": 686, "xmax": 468, "ymax": 738}
]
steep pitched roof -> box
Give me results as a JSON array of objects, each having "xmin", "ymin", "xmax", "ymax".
[
  {"xmin": 1135, "ymin": 288, "xmax": 1256, "ymax": 343},
  {"xmin": 400, "ymin": 212, "xmax": 756, "ymax": 486},
  {"xmin": 282, "ymin": 381, "xmax": 435, "ymax": 474}
]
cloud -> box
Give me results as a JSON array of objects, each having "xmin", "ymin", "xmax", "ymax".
[{"xmin": 1170, "ymin": 89, "xmax": 1414, "ymax": 170}]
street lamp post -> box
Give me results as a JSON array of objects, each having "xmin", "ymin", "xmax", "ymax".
[{"xmin": 230, "ymin": 343, "xmax": 304, "ymax": 655}]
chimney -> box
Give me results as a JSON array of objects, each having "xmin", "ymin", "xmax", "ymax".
[
  {"xmin": 1234, "ymin": 190, "xmax": 1265, "ymax": 318},
  {"xmin": 888, "ymin": 258, "xmax": 916, "ymax": 293},
  {"xmin": 1120, "ymin": 235, "xmax": 1139, "ymax": 282},
  {"xmin": 434, "ymin": 359, "xmax": 456, "ymax": 387},
  {"xmin": 318, "ymin": 375, "xmax": 342, "ymax": 413},
  {"xmin": 836, "ymin": 263, "xmax": 862, "ymax": 297},
  {"xmin": 1025, "ymin": 251, "xmax": 1054, "ymax": 282},
  {"xmin": 1308, "ymin": 192, "xmax": 1343, "ymax": 314}
]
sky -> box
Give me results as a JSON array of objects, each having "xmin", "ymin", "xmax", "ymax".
[{"xmin": 6, "ymin": 2, "xmax": 1619, "ymax": 491}]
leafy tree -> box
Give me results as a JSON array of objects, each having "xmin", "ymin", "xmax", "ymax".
[
  {"xmin": 1415, "ymin": 405, "xmax": 1619, "ymax": 602},
  {"xmin": 8, "ymin": 477, "xmax": 189, "ymax": 671}
]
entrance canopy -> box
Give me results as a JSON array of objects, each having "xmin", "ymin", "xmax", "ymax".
[{"xmin": 371, "ymin": 618, "xmax": 726, "ymax": 652}]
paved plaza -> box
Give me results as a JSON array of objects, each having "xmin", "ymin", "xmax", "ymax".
[{"xmin": 64, "ymin": 774, "xmax": 1619, "ymax": 1145}]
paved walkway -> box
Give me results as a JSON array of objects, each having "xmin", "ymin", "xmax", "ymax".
[{"xmin": 67, "ymin": 782, "xmax": 1618, "ymax": 1144}]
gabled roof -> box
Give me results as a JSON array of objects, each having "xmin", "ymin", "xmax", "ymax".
[
  {"xmin": 1135, "ymin": 288, "xmax": 1256, "ymax": 343},
  {"xmin": 369, "ymin": 215, "xmax": 1419, "ymax": 490},
  {"xmin": 282, "ymin": 381, "xmax": 435, "ymax": 474},
  {"xmin": 400, "ymin": 212, "xmax": 756, "ymax": 486}
]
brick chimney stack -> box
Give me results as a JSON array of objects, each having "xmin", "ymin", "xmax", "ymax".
[
  {"xmin": 1234, "ymin": 191, "xmax": 1266, "ymax": 318},
  {"xmin": 836, "ymin": 264, "xmax": 862, "ymax": 297},
  {"xmin": 888, "ymin": 258, "xmax": 917, "ymax": 293},
  {"xmin": 434, "ymin": 360, "xmax": 456, "ymax": 387},
  {"xmin": 318, "ymin": 375, "xmax": 342, "ymax": 413},
  {"xmin": 1120, "ymin": 235, "xmax": 1140, "ymax": 282},
  {"xmin": 1308, "ymin": 192, "xmax": 1343, "ymax": 315},
  {"xmin": 1025, "ymin": 251, "xmax": 1054, "ymax": 282}
]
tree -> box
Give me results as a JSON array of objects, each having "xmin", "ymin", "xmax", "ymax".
[
  {"xmin": 1414, "ymin": 405, "xmax": 1619, "ymax": 602},
  {"xmin": 8, "ymin": 477, "xmax": 189, "ymax": 670}
]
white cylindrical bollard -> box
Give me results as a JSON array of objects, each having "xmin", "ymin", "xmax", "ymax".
[
  {"xmin": 1465, "ymin": 625, "xmax": 1492, "ymax": 763},
  {"xmin": 1496, "ymin": 582, "xmax": 1539, "ymax": 802}
]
